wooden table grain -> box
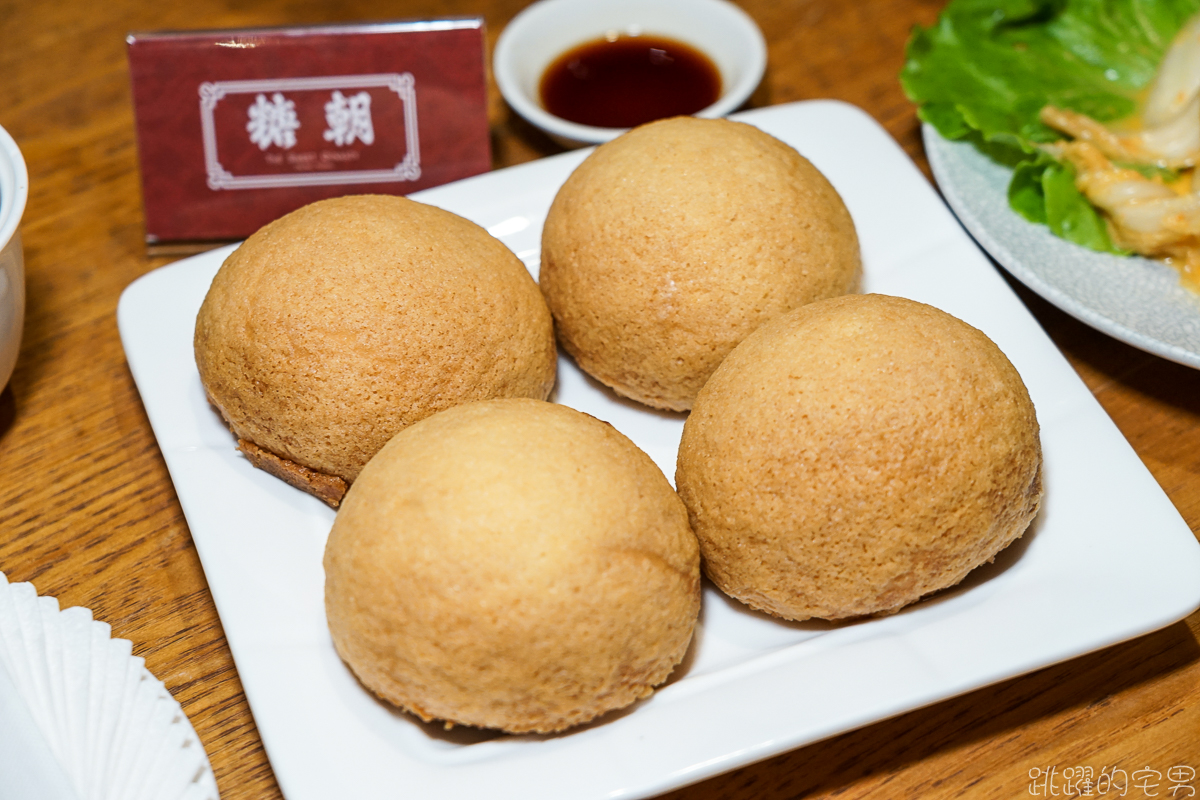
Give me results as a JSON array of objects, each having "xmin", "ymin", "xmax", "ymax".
[{"xmin": 1, "ymin": 0, "xmax": 1197, "ymax": 798}]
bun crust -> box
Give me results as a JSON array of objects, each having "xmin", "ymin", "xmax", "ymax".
[
  {"xmin": 540, "ymin": 116, "xmax": 861, "ymax": 411},
  {"xmin": 194, "ymin": 195, "xmax": 557, "ymax": 498},
  {"xmin": 323, "ymin": 398, "xmax": 701, "ymax": 733},
  {"xmin": 675, "ymin": 294, "xmax": 1043, "ymax": 621}
]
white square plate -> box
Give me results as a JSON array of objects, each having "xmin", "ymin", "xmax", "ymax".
[
  {"xmin": 118, "ymin": 100, "xmax": 1200, "ymax": 800},
  {"xmin": 923, "ymin": 124, "xmax": 1200, "ymax": 370}
]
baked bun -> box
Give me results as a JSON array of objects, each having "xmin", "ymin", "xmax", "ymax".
[
  {"xmin": 540, "ymin": 116, "xmax": 861, "ymax": 411},
  {"xmin": 323, "ymin": 398, "xmax": 700, "ymax": 733},
  {"xmin": 675, "ymin": 294, "xmax": 1042, "ymax": 621},
  {"xmin": 194, "ymin": 195, "xmax": 556, "ymax": 507}
]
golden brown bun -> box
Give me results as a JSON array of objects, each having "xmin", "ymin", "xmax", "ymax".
[
  {"xmin": 323, "ymin": 398, "xmax": 700, "ymax": 733},
  {"xmin": 194, "ymin": 195, "xmax": 557, "ymax": 495},
  {"xmin": 540, "ymin": 116, "xmax": 861, "ymax": 411},
  {"xmin": 675, "ymin": 294, "xmax": 1042, "ymax": 621}
]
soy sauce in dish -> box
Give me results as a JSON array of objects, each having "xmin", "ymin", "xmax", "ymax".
[{"xmin": 539, "ymin": 34, "xmax": 722, "ymax": 129}]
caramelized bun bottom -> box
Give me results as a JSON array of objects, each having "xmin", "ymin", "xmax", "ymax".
[{"xmin": 194, "ymin": 195, "xmax": 557, "ymax": 490}]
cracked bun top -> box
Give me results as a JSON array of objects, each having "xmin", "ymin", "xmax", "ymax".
[
  {"xmin": 194, "ymin": 194, "xmax": 557, "ymax": 487},
  {"xmin": 323, "ymin": 398, "xmax": 701, "ymax": 733},
  {"xmin": 540, "ymin": 116, "xmax": 861, "ymax": 411},
  {"xmin": 675, "ymin": 294, "xmax": 1043, "ymax": 621}
]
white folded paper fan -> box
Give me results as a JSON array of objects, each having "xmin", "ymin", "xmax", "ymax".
[{"xmin": 0, "ymin": 571, "xmax": 219, "ymax": 800}]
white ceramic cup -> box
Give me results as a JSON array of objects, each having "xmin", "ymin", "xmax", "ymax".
[
  {"xmin": 494, "ymin": 0, "xmax": 767, "ymax": 148},
  {"xmin": 0, "ymin": 124, "xmax": 28, "ymax": 393}
]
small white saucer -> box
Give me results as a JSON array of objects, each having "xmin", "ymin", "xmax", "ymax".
[{"xmin": 493, "ymin": 0, "xmax": 766, "ymax": 147}]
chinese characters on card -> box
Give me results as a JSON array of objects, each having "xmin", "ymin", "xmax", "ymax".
[
  {"xmin": 200, "ymin": 74, "xmax": 420, "ymax": 191},
  {"xmin": 245, "ymin": 89, "xmax": 376, "ymax": 151},
  {"xmin": 127, "ymin": 21, "xmax": 490, "ymax": 241}
]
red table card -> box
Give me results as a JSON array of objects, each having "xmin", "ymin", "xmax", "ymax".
[{"xmin": 127, "ymin": 20, "xmax": 491, "ymax": 243}]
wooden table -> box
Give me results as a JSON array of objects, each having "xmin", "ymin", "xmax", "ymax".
[{"xmin": 1, "ymin": 1, "xmax": 1197, "ymax": 798}]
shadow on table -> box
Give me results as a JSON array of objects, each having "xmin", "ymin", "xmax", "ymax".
[
  {"xmin": 1000, "ymin": 268, "xmax": 1200, "ymax": 418},
  {"xmin": 657, "ymin": 616, "xmax": 1200, "ymax": 799},
  {"xmin": 0, "ymin": 385, "xmax": 15, "ymax": 442}
]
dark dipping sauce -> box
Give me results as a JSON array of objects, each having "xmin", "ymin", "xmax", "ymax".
[{"xmin": 539, "ymin": 34, "xmax": 722, "ymax": 129}]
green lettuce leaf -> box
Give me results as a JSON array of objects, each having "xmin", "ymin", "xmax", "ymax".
[{"xmin": 901, "ymin": 0, "xmax": 1200, "ymax": 254}]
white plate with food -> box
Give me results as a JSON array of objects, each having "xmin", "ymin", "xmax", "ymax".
[
  {"xmin": 924, "ymin": 125, "xmax": 1200, "ymax": 368},
  {"xmin": 117, "ymin": 100, "xmax": 1200, "ymax": 800},
  {"xmin": 904, "ymin": 0, "xmax": 1200, "ymax": 368}
]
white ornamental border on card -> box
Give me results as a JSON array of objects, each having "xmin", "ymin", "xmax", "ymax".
[{"xmin": 199, "ymin": 73, "xmax": 421, "ymax": 190}]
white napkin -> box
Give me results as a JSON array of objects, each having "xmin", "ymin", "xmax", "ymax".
[{"xmin": 0, "ymin": 572, "xmax": 219, "ymax": 800}]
